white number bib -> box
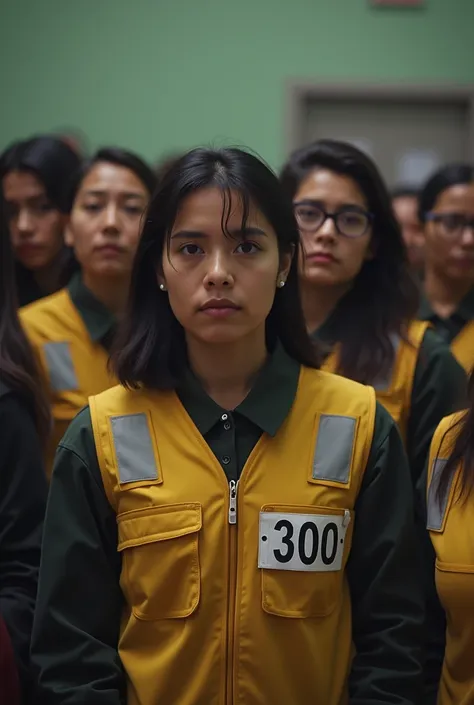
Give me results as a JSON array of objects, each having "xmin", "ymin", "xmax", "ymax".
[{"xmin": 258, "ymin": 510, "xmax": 351, "ymax": 573}]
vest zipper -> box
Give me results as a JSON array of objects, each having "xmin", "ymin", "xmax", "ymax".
[
  {"xmin": 226, "ymin": 479, "xmax": 239, "ymax": 704},
  {"xmin": 228, "ymin": 480, "xmax": 238, "ymax": 524}
]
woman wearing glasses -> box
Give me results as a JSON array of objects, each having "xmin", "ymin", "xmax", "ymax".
[
  {"xmin": 280, "ymin": 140, "xmax": 465, "ymax": 486},
  {"xmin": 418, "ymin": 164, "xmax": 474, "ymax": 374}
]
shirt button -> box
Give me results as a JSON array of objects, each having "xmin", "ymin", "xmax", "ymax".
[
  {"xmin": 221, "ymin": 413, "xmax": 228, "ymax": 421},
  {"xmin": 224, "ymin": 422, "xmax": 231, "ymax": 431},
  {"xmin": 222, "ymin": 455, "xmax": 231, "ymax": 465}
]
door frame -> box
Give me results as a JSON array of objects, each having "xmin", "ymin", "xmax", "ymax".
[{"xmin": 285, "ymin": 81, "xmax": 474, "ymax": 161}]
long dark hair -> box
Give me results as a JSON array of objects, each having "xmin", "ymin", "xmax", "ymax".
[
  {"xmin": 419, "ymin": 163, "xmax": 474, "ymax": 222},
  {"xmin": 112, "ymin": 147, "xmax": 319, "ymax": 389},
  {"xmin": 438, "ymin": 371, "xmax": 474, "ymax": 502},
  {"xmin": 0, "ymin": 192, "xmax": 50, "ymax": 437},
  {"xmin": 280, "ymin": 139, "xmax": 420, "ymax": 385}
]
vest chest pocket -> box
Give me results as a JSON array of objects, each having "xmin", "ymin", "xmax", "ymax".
[
  {"xmin": 259, "ymin": 504, "xmax": 353, "ymax": 619},
  {"xmin": 117, "ymin": 503, "xmax": 202, "ymax": 621},
  {"xmin": 435, "ymin": 560, "xmax": 474, "ymax": 617}
]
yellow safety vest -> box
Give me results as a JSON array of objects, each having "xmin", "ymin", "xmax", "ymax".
[
  {"xmin": 20, "ymin": 288, "xmax": 116, "ymax": 475},
  {"xmin": 322, "ymin": 320, "xmax": 429, "ymax": 444},
  {"xmin": 427, "ymin": 412, "xmax": 474, "ymax": 705},
  {"xmin": 450, "ymin": 320, "xmax": 474, "ymax": 374},
  {"xmin": 90, "ymin": 366, "xmax": 376, "ymax": 705}
]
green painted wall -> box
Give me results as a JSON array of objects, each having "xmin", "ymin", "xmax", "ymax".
[{"xmin": 1, "ymin": 0, "xmax": 473, "ymax": 168}]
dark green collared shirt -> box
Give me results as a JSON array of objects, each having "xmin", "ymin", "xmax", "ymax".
[
  {"xmin": 313, "ymin": 310, "xmax": 466, "ymax": 487},
  {"xmin": 31, "ymin": 344, "xmax": 423, "ymax": 704},
  {"xmin": 67, "ymin": 273, "xmax": 116, "ymax": 351},
  {"xmin": 418, "ymin": 287, "xmax": 474, "ymax": 345}
]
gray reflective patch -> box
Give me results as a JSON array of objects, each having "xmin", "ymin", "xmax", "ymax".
[
  {"xmin": 312, "ymin": 415, "xmax": 356, "ymax": 484},
  {"xmin": 372, "ymin": 334, "xmax": 400, "ymax": 391},
  {"xmin": 43, "ymin": 342, "xmax": 78, "ymax": 392},
  {"xmin": 110, "ymin": 413, "xmax": 158, "ymax": 484},
  {"xmin": 427, "ymin": 458, "xmax": 452, "ymax": 531}
]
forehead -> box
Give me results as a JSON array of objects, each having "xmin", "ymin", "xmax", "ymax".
[
  {"xmin": 434, "ymin": 183, "xmax": 474, "ymax": 211},
  {"xmin": 2, "ymin": 170, "xmax": 46, "ymax": 200},
  {"xmin": 78, "ymin": 161, "xmax": 148, "ymax": 196},
  {"xmin": 295, "ymin": 168, "xmax": 367, "ymax": 208},
  {"xmin": 171, "ymin": 186, "xmax": 271, "ymax": 232},
  {"xmin": 392, "ymin": 195, "xmax": 418, "ymax": 217}
]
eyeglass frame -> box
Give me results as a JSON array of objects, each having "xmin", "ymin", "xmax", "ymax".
[
  {"xmin": 425, "ymin": 211, "xmax": 474, "ymax": 239},
  {"xmin": 293, "ymin": 200, "xmax": 375, "ymax": 239}
]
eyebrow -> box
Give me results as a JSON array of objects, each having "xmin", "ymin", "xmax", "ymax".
[
  {"xmin": 294, "ymin": 198, "xmax": 366, "ymax": 211},
  {"xmin": 171, "ymin": 226, "xmax": 267, "ymax": 239},
  {"xmin": 82, "ymin": 189, "xmax": 146, "ymax": 199}
]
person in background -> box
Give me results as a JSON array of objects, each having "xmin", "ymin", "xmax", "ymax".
[
  {"xmin": 392, "ymin": 186, "xmax": 425, "ymax": 274},
  {"xmin": 31, "ymin": 147, "xmax": 423, "ymax": 705},
  {"xmin": 20, "ymin": 148, "xmax": 155, "ymax": 475},
  {"xmin": 418, "ymin": 164, "xmax": 474, "ymax": 374},
  {"xmin": 422, "ymin": 368, "xmax": 474, "ymax": 704},
  {"xmin": 280, "ymin": 140, "xmax": 466, "ymax": 488},
  {"xmin": 1, "ymin": 136, "xmax": 82, "ymax": 306},
  {"xmin": 0, "ymin": 193, "xmax": 48, "ymax": 703}
]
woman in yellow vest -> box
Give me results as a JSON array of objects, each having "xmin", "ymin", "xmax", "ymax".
[
  {"xmin": 418, "ymin": 164, "xmax": 474, "ymax": 374},
  {"xmin": 20, "ymin": 147, "xmax": 156, "ymax": 474},
  {"xmin": 280, "ymin": 140, "xmax": 466, "ymax": 487},
  {"xmin": 424, "ymin": 370, "xmax": 474, "ymax": 704},
  {"xmin": 32, "ymin": 147, "xmax": 423, "ymax": 704}
]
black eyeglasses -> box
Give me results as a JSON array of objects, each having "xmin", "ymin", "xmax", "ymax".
[
  {"xmin": 425, "ymin": 212, "xmax": 474, "ymax": 239},
  {"xmin": 293, "ymin": 201, "xmax": 374, "ymax": 238}
]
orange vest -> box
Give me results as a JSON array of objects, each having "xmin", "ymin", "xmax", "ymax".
[
  {"xmin": 450, "ymin": 320, "xmax": 474, "ymax": 374},
  {"xmin": 322, "ymin": 320, "xmax": 429, "ymax": 443},
  {"xmin": 20, "ymin": 288, "xmax": 116, "ymax": 475},
  {"xmin": 427, "ymin": 412, "xmax": 474, "ymax": 705},
  {"xmin": 90, "ymin": 367, "xmax": 376, "ymax": 705}
]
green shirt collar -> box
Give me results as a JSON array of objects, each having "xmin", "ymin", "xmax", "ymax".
[
  {"xmin": 67, "ymin": 273, "xmax": 116, "ymax": 346},
  {"xmin": 419, "ymin": 287, "xmax": 474, "ymax": 322},
  {"xmin": 176, "ymin": 342, "xmax": 300, "ymax": 438}
]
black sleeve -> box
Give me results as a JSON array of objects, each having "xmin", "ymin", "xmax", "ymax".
[
  {"xmin": 348, "ymin": 404, "xmax": 424, "ymax": 705},
  {"xmin": 31, "ymin": 408, "xmax": 125, "ymax": 705},
  {"xmin": 0, "ymin": 391, "xmax": 47, "ymax": 699},
  {"xmin": 415, "ymin": 466, "xmax": 445, "ymax": 705},
  {"xmin": 407, "ymin": 329, "xmax": 467, "ymax": 487}
]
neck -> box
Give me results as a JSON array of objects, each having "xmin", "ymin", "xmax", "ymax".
[
  {"xmin": 186, "ymin": 329, "xmax": 268, "ymax": 410},
  {"xmin": 424, "ymin": 267, "xmax": 473, "ymax": 318},
  {"xmin": 33, "ymin": 256, "xmax": 64, "ymax": 295},
  {"xmin": 300, "ymin": 280, "xmax": 349, "ymax": 334},
  {"xmin": 82, "ymin": 272, "xmax": 130, "ymax": 317}
]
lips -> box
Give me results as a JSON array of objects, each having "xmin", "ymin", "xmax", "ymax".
[
  {"xmin": 199, "ymin": 299, "xmax": 241, "ymax": 318},
  {"xmin": 307, "ymin": 251, "xmax": 336, "ymax": 263},
  {"xmin": 95, "ymin": 245, "xmax": 124, "ymax": 256}
]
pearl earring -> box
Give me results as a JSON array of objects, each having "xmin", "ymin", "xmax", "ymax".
[
  {"xmin": 159, "ymin": 284, "xmax": 167, "ymax": 292},
  {"xmin": 278, "ymin": 280, "xmax": 286, "ymax": 288}
]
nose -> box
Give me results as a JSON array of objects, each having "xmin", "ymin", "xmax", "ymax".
[
  {"xmin": 461, "ymin": 223, "xmax": 474, "ymax": 246},
  {"xmin": 315, "ymin": 214, "xmax": 337, "ymax": 241},
  {"xmin": 203, "ymin": 249, "xmax": 234, "ymax": 288},
  {"xmin": 16, "ymin": 207, "xmax": 34, "ymax": 235},
  {"xmin": 103, "ymin": 203, "xmax": 120, "ymax": 233}
]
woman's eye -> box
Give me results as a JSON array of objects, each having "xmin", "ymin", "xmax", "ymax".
[
  {"xmin": 124, "ymin": 205, "xmax": 143, "ymax": 215},
  {"xmin": 235, "ymin": 241, "xmax": 260, "ymax": 255},
  {"xmin": 83, "ymin": 203, "xmax": 101, "ymax": 213},
  {"xmin": 180, "ymin": 243, "xmax": 203, "ymax": 255}
]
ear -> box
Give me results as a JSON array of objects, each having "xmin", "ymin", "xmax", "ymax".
[
  {"xmin": 278, "ymin": 245, "xmax": 294, "ymax": 283},
  {"xmin": 64, "ymin": 221, "xmax": 74, "ymax": 248},
  {"xmin": 156, "ymin": 266, "xmax": 167, "ymax": 291}
]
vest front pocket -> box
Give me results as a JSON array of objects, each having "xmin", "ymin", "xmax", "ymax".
[
  {"xmin": 117, "ymin": 503, "xmax": 202, "ymax": 621},
  {"xmin": 259, "ymin": 504, "xmax": 351, "ymax": 619}
]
